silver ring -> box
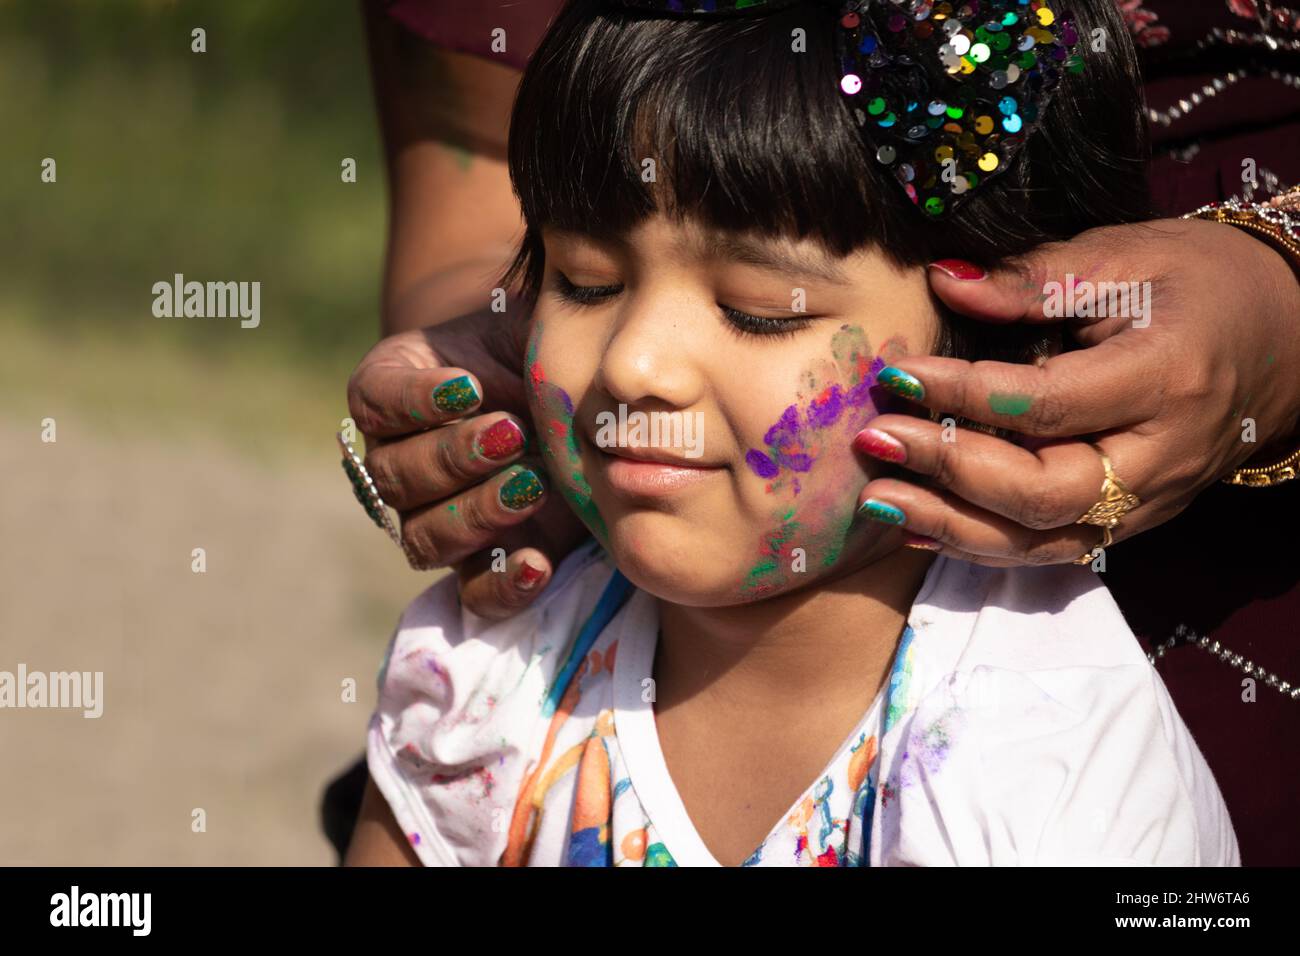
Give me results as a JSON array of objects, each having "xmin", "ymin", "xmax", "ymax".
[{"xmin": 337, "ymin": 432, "xmax": 406, "ymax": 551}]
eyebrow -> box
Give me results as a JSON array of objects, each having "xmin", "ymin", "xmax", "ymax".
[
  {"xmin": 699, "ymin": 233, "xmax": 850, "ymax": 285},
  {"xmin": 546, "ymin": 227, "xmax": 851, "ymax": 285}
]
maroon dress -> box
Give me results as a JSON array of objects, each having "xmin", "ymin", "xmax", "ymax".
[{"xmin": 378, "ymin": 0, "xmax": 1300, "ymax": 865}]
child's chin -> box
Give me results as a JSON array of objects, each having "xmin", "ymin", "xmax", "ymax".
[{"xmin": 604, "ymin": 522, "xmax": 745, "ymax": 608}]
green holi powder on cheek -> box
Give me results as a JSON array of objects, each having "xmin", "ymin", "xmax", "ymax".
[
  {"xmin": 525, "ymin": 322, "xmax": 609, "ymax": 542},
  {"xmin": 741, "ymin": 507, "xmax": 799, "ymax": 596},
  {"xmin": 739, "ymin": 498, "xmax": 869, "ymax": 598},
  {"xmin": 817, "ymin": 502, "xmax": 860, "ymax": 568},
  {"xmin": 988, "ymin": 392, "xmax": 1033, "ymax": 416}
]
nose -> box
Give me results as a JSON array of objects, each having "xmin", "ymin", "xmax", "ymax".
[{"xmin": 593, "ymin": 287, "xmax": 706, "ymax": 412}]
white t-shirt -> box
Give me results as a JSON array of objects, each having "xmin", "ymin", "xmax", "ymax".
[{"xmin": 367, "ymin": 539, "xmax": 1239, "ymax": 866}]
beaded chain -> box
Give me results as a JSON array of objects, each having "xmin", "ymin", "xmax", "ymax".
[{"xmin": 1150, "ymin": 625, "xmax": 1300, "ymax": 703}]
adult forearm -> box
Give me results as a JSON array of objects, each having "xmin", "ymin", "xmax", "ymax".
[{"xmin": 363, "ymin": 0, "xmax": 524, "ymax": 336}]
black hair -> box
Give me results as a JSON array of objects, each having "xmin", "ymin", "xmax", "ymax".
[{"xmin": 502, "ymin": 0, "xmax": 1152, "ymax": 366}]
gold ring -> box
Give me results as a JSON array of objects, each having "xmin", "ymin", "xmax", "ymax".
[
  {"xmin": 1072, "ymin": 526, "xmax": 1113, "ymax": 565},
  {"xmin": 1075, "ymin": 444, "xmax": 1141, "ymax": 530}
]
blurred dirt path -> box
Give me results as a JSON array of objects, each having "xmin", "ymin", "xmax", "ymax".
[{"xmin": 0, "ymin": 415, "xmax": 435, "ymax": 865}]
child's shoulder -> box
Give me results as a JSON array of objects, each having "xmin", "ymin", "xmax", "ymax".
[
  {"xmin": 367, "ymin": 538, "xmax": 625, "ymax": 866},
  {"xmin": 911, "ymin": 556, "xmax": 1150, "ymax": 673},
  {"xmin": 878, "ymin": 558, "xmax": 1239, "ymax": 866},
  {"xmin": 375, "ymin": 537, "xmax": 620, "ymax": 715}
]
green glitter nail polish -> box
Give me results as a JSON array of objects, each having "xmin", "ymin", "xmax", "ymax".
[
  {"xmin": 499, "ymin": 467, "xmax": 544, "ymax": 510},
  {"xmin": 431, "ymin": 375, "xmax": 480, "ymax": 413}
]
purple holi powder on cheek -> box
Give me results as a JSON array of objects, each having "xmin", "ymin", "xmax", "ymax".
[
  {"xmin": 778, "ymin": 452, "xmax": 814, "ymax": 472},
  {"xmin": 762, "ymin": 404, "xmax": 801, "ymax": 447},
  {"xmin": 845, "ymin": 356, "xmax": 887, "ymax": 408},
  {"xmin": 805, "ymin": 385, "xmax": 845, "ymax": 429},
  {"xmin": 745, "ymin": 345, "xmax": 887, "ymax": 487},
  {"xmin": 746, "ymin": 449, "xmax": 780, "ymax": 479}
]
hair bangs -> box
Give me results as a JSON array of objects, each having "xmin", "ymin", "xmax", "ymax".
[
  {"xmin": 502, "ymin": 0, "xmax": 1151, "ymax": 314},
  {"xmin": 504, "ymin": 1, "xmax": 896, "ymax": 301}
]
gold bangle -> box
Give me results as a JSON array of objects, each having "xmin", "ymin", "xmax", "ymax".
[
  {"xmin": 1222, "ymin": 444, "xmax": 1300, "ymax": 488},
  {"xmin": 1185, "ymin": 187, "xmax": 1300, "ymax": 487},
  {"xmin": 1183, "ymin": 207, "xmax": 1300, "ymax": 272}
]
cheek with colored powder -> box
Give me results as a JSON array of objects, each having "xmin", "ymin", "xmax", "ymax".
[
  {"xmin": 524, "ymin": 321, "xmax": 608, "ymax": 542},
  {"xmin": 739, "ymin": 325, "xmax": 910, "ymax": 598}
]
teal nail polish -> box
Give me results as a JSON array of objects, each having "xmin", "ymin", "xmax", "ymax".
[
  {"xmin": 432, "ymin": 375, "xmax": 480, "ymax": 413},
  {"xmin": 877, "ymin": 366, "xmax": 925, "ymax": 401},
  {"xmin": 499, "ymin": 467, "xmax": 545, "ymax": 510},
  {"xmin": 858, "ymin": 498, "xmax": 906, "ymax": 525}
]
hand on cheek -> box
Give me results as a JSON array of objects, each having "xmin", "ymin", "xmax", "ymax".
[{"xmin": 738, "ymin": 326, "xmax": 915, "ymax": 599}]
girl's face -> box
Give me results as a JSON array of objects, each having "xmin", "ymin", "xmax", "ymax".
[{"xmin": 526, "ymin": 214, "xmax": 940, "ymax": 607}]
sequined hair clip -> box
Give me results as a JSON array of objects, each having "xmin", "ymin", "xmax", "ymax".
[{"xmin": 608, "ymin": 0, "xmax": 1084, "ymax": 217}]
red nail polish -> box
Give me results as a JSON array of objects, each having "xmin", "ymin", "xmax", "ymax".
[
  {"xmin": 516, "ymin": 561, "xmax": 545, "ymax": 590},
  {"xmin": 853, "ymin": 428, "xmax": 907, "ymax": 464},
  {"xmin": 929, "ymin": 259, "xmax": 988, "ymax": 281},
  {"xmin": 904, "ymin": 534, "xmax": 941, "ymax": 551},
  {"xmin": 477, "ymin": 418, "xmax": 525, "ymax": 460}
]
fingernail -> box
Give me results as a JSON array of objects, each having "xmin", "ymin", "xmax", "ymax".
[
  {"xmin": 499, "ymin": 467, "xmax": 545, "ymax": 510},
  {"xmin": 516, "ymin": 560, "xmax": 545, "ymax": 590},
  {"xmin": 853, "ymin": 428, "xmax": 907, "ymax": 464},
  {"xmin": 476, "ymin": 418, "xmax": 525, "ymax": 460},
  {"xmin": 432, "ymin": 375, "xmax": 480, "ymax": 413},
  {"xmin": 858, "ymin": 498, "xmax": 906, "ymax": 525},
  {"xmin": 876, "ymin": 366, "xmax": 925, "ymax": 401},
  {"xmin": 929, "ymin": 259, "xmax": 988, "ymax": 282},
  {"xmin": 904, "ymin": 534, "xmax": 940, "ymax": 551}
]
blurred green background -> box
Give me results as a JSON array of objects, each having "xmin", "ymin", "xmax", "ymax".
[
  {"xmin": 0, "ymin": 0, "xmax": 428, "ymax": 865},
  {"xmin": 1, "ymin": 0, "xmax": 385, "ymax": 455}
]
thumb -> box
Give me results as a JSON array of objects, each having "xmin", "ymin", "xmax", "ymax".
[{"xmin": 926, "ymin": 253, "xmax": 1059, "ymax": 324}]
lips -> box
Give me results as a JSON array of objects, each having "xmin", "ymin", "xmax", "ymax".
[
  {"xmin": 600, "ymin": 453, "xmax": 722, "ymax": 498},
  {"xmin": 601, "ymin": 445, "xmax": 712, "ymax": 468},
  {"xmin": 589, "ymin": 440, "xmax": 721, "ymax": 499}
]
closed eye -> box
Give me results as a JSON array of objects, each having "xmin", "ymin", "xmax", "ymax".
[
  {"xmin": 553, "ymin": 272, "xmax": 621, "ymax": 304},
  {"xmin": 552, "ymin": 271, "xmax": 814, "ymax": 339}
]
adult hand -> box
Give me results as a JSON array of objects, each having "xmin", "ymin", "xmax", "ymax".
[
  {"xmin": 347, "ymin": 307, "xmax": 588, "ymax": 618},
  {"xmin": 853, "ymin": 217, "xmax": 1300, "ymax": 566}
]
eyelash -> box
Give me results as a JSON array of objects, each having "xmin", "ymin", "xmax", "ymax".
[{"xmin": 552, "ymin": 272, "xmax": 812, "ymax": 340}]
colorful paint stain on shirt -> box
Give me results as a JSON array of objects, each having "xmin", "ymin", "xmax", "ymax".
[{"xmin": 885, "ymin": 624, "xmax": 917, "ymax": 732}]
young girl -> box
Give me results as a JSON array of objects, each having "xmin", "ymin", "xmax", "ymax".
[{"xmin": 348, "ymin": 0, "xmax": 1238, "ymax": 866}]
